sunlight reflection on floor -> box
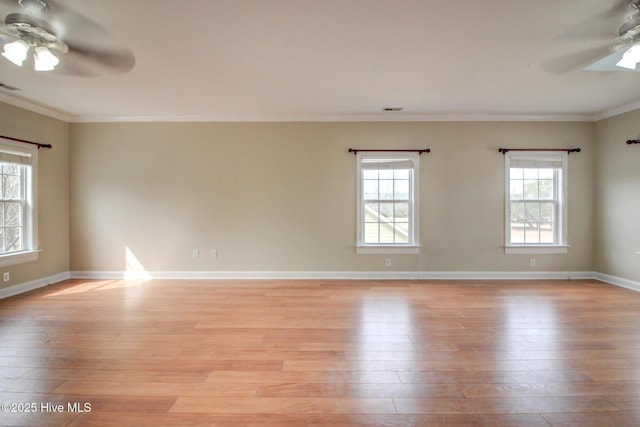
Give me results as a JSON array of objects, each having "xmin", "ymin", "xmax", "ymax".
[
  {"xmin": 125, "ymin": 246, "xmax": 152, "ymax": 281},
  {"xmin": 44, "ymin": 247, "xmax": 151, "ymax": 297}
]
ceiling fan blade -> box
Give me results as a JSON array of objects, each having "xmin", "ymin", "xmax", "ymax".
[
  {"xmin": 57, "ymin": 42, "xmax": 135, "ymax": 76},
  {"xmin": 541, "ymin": 43, "xmax": 618, "ymax": 74}
]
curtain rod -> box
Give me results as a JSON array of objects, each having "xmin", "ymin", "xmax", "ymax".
[
  {"xmin": 0, "ymin": 134, "xmax": 52, "ymax": 150},
  {"xmin": 628, "ymin": 140, "xmax": 640, "ymax": 145},
  {"xmin": 348, "ymin": 148, "xmax": 430, "ymax": 155},
  {"xmin": 498, "ymin": 148, "xmax": 580, "ymax": 154}
]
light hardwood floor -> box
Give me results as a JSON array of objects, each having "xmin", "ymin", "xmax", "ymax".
[{"xmin": 1, "ymin": 278, "xmax": 640, "ymax": 426}]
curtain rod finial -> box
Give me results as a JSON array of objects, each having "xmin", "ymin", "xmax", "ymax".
[{"xmin": 1, "ymin": 134, "xmax": 52, "ymax": 149}]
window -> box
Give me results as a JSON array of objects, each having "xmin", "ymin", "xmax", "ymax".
[
  {"xmin": 0, "ymin": 140, "xmax": 38, "ymax": 267},
  {"xmin": 504, "ymin": 151, "xmax": 568, "ymax": 254},
  {"xmin": 356, "ymin": 152, "xmax": 419, "ymax": 254}
]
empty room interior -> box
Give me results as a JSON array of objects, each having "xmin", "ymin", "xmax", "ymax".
[{"xmin": 1, "ymin": 0, "xmax": 640, "ymax": 425}]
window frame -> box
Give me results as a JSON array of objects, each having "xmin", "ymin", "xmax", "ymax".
[
  {"xmin": 356, "ymin": 151, "xmax": 420, "ymax": 255},
  {"xmin": 0, "ymin": 139, "xmax": 39, "ymax": 267},
  {"xmin": 504, "ymin": 150, "xmax": 568, "ymax": 255}
]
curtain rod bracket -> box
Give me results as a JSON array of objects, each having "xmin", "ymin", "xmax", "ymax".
[
  {"xmin": 627, "ymin": 140, "xmax": 640, "ymax": 145},
  {"xmin": 498, "ymin": 148, "xmax": 580, "ymax": 155},
  {"xmin": 348, "ymin": 148, "xmax": 430, "ymax": 155},
  {"xmin": 0, "ymin": 134, "xmax": 52, "ymax": 150}
]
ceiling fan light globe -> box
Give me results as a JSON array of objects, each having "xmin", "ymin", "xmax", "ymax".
[
  {"xmin": 616, "ymin": 57, "xmax": 638, "ymax": 69},
  {"xmin": 33, "ymin": 46, "xmax": 59, "ymax": 71},
  {"xmin": 2, "ymin": 40, "xmax": 30, "ymax": 67},
  {"xmin": 616, "ymin": 45, "xmax": 640, "ymax": 70}
]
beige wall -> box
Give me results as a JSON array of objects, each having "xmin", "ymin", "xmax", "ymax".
[
  {"xmin": 69, "ymin": 121, "xmax": 595, "ymax": 274},
  {"xmin": 595, "ymin": 109, "xmax": 640, "ymax": 282},
  {"xmin": 8, "ymin": 98, "xmax": 640, "ymax": 285},
  {"xmin": 0, "ymin": 102, "xmax": 70, "ymax": 290}
]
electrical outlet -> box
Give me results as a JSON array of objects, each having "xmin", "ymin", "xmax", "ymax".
[
  {"xmin": 385, "ymin": 258, "xmax": 392, "ymax": 267},
  {"xmin": 530, "ymin": 258, "xmax": 536, "ymax": 268},
  {"xmin": 3, "ymin": 272, "xmax": 9, "ymax": 282},
  {"xmin": 211, "ymin": 249, "xmax": 217, "ymax": 258},
  {"xmin": 192, "ymin": 249, "xmax": 199, "ymax": 258}
]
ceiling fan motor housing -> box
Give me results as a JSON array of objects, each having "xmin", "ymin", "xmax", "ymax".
[
  {"xmin": 4, "ymin": 12, "xmax": 67, "ymax": 53},
  {"xmin": 620, "ymin": 14, "xmax": 640, "ymax": 40},
  {"xmin": 620, "ymin": 0, "xmax": 640, "ymax": 41}
]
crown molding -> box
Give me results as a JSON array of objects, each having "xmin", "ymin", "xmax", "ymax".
[
  {"xmin": 2, "ymin": 92, "xmax": 637, "ymax": 124},
  {"xmin": 68, "ymin": 112, "xmax": 596, "ymax": 123},
  {"xmin": 0, "ymin": 92, "xmax": 71, "ymax": 122},
  {"xmin": 593, "ymin": 99, "xmax": 640, "ymax": 121}
]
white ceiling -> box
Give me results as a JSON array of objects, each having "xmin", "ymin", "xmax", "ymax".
[{"xmin": 1, "ymin": 0, "xmax": 640, "ymax": 122}]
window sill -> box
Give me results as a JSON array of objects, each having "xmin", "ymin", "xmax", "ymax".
[
  {"xmin": 0, "ymin": 250, "xmax": 40, "ymax": 267},
  {"xmin": 357, "ymin": 245, "xmax": 421, "ymax": 255},
  {"xmin": 504, "ymin": 245, "xmax": 569, "ymax": 255}
]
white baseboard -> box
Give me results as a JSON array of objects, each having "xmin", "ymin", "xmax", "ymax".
[
  {"xmin": 0, "ymin": 271, "xmax": 71, "ymax": 299},
  {"xmin": 593, "ymin": 272, "xmax": 640, "ymax": 293},
  {"xmin": 4, "ymin": 270, "xmax": 638, "ymax": 300},
  {"xmin": 69, "ymin": 270, "xmax": 595, "ymax": 281}
]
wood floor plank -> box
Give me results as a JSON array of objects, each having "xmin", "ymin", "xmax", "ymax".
[
  {"xmin": 308, "ymin": 413, "xmax": 553, "ymax": 426},
  {"xmin": 393, "ymin": 396, "xmax": 617, "ymax": 414},
  {"xmin": 581, "ymin": 368, "xmax": 640, "ymax": 382},
  {"xmin": 255, "ymin": 382, "xmax": 463, "ymax": 398},
  {"xmin": 460, "ymin": 381, "xmax": 640, "ymax": 399},
  {"xmin": 22, "ymin": 367, "xmax": 212, "ymax": 383},
  {"xmin": 170, "ymin": 397, "xmax": 397, "ymax": 414},
  {"xmin": 282, "ymin": 359, "xmax": 462, "ymax": 372},
  {"xmin": 206, "ymin": 369, "xmax": 402, "ymax": 384},
  {"xmin": 0, "ymin": 355, "xmax": 112, "ymax": 369},
  {"xmin": 104, "ymin": 358, "xmax": 284, "ymax": 372},
  {"xmin": 69, "ymin": 413, "xmax": 311, "ymax": 427},
  {"xmin": 0, "ymin": 378, "xmax": 65, "ymax": 393},
  {"xmin": 541, "ymin": 411, "xmax": 640, "ymax": 427},
  {"xmin": 1, "ymin": 278, "xmax": 640, "ymax": 425},
  {"xmin": 601, "ymin": 394, "xmax": 640, "ymax": 410},
  {"xmin": 53, "ymin": 381, "xmax": 258, "ymax": 398},
  {"xmin": 0, "ymin": 410, "xmax": 80, "ymax": 427}
]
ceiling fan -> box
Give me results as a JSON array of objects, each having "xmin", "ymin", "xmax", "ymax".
[
  {"xmin": 544, "ymin": 0, "xmax": 640, "ymax": 73},
  {"xmin": 0, "ymin": 0, "xmax": 134, "ymax": 75}
]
